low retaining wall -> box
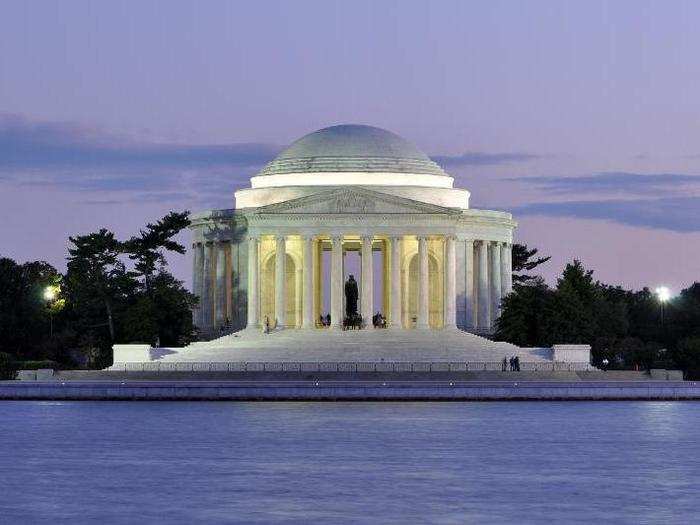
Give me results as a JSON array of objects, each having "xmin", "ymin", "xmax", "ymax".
[
  {"xmin": 1, "ymin": 380, "xmax": 698, "ymax": 401},
  {"xmin": 110, "ymin": 361, "xmax": 595, "ymax": 372}
]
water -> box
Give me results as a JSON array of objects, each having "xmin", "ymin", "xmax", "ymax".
[{"xmin": 1, "ymin": 401, "xmax": 698, "ymax": 524}]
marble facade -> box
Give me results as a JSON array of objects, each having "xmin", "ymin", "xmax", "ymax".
[{"xmin": 190, "ymin": 125, "xmax": 514, "ymax": 339}]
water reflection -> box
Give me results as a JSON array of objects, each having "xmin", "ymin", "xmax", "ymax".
[{"xmin": 1, "ymin": 401, "xmax": 698, "ymax": 524}]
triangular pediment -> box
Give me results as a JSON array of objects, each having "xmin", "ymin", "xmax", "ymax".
[{"xmin": 253, "ymin": 187, "xmax": 460, "ymax": 215}]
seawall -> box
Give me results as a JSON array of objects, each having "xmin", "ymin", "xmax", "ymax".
[{"xmin": 1, "ymin": 380, "xmax": 698, "ymax": 401}]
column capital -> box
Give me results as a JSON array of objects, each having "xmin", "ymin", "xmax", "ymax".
[
  {"xmin": 247, "ymin": 234, "xmax": 259, "ymax": 242},
  {"xmin": 330, "ymin": 234, "xmax": 343, "ymax": 243},
  {"xmin": 360, "ymin": 234, "xmax": 374, "ymax": 243},
  {"xmin": 444, "ymin": 234, "xmax": 457, "ymax": 242}
]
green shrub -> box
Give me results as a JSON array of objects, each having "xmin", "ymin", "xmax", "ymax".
[
  {"xmin": 0, "ymin": 353, "xmax": 18, "ymax": 380},
  {"xmin": 17, "ymin": 360, "xmax": 60, "ymax": 370}
]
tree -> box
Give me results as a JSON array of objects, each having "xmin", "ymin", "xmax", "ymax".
[
  {"xmin": 495, "ymin": 277, "xmax": 554, "ymax": 347},
  {"xmin": 535, "ymin": 260, "xmax": 598, "ymax": 346},
  {"xmin": 121, "ymin": 272, "xmax": 196, "ymax": 347},
  {"xmin": 671, "ymin": 337, "xmax": 700, "ymax": 379},
  {"xmin": 512, "ymin": 243, "xmax": 551, "ymax": 283},
  {"xmin": 0, "ymin": 258, "xmax": 61, "ymax": 360},
  {"xmin": 1, "ymin": 211, "xmax": 196, "ymax": 368},
  {"xmin": 0, "ymin": 352, "xmax": 18, "ymax": 380},
  {"xmin": 124, "ymin": 211, "xmax": 190, "ymax": 293},
  {"xmin": 66, "ymin": 229, "xmax": 130, "ymax": 342},
  {"xmin": 498, "ymin": 259, "xmax": 610, "ymax": 349}
]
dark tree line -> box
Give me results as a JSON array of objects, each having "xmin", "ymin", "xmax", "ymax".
[
  {"xmin": 0, "ymin": 211, "xmax": 196, "ymax": 370},
  {"xmin": 497, "ymin": 246, "xmax": 700, "ymax": 378}
]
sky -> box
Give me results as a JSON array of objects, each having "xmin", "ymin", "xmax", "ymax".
[{"xmin": 1, "ymin": 0, "xmax": 699, "ymax": 293}]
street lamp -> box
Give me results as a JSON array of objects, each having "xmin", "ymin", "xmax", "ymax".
[
  {"xmin": 43, "ymin": 286, "xmax": 57, "ymax": 301},
  {"xmin": 44, "ymin": 285, "xmax": 58, "ymax": 337},
  {"xmin": 655, "ymin": 286, "xmax": 671, "ymax": 327}
]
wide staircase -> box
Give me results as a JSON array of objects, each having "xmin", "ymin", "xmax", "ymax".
[{"xmin": 169, "ymin": 327, "xmax": 552, "ymax": 364}]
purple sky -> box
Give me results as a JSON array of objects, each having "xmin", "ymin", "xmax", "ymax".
[{"xmin": 2, "ymin": 0, "xmax": 700, "ymax": 293}]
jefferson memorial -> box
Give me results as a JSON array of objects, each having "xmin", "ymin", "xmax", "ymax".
[
  {"xmin": 112, "ymin": 125, "xmax": 590, "ymax": 367},
  {"xmin": 193, "ymin": 124, "xmax": 513, "ymax": 335}
]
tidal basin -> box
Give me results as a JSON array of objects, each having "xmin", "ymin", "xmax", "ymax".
[{"xmin": 2, "ymin": 401, "xmax": 698, "ymax": 524}]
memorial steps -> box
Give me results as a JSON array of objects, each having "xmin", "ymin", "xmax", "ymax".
[{"xmin": 156, "ymin": 328, "xmax": 552, "ymax": 364}]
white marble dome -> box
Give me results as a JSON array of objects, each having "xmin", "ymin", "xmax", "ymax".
[{"xmin": 250, "ymin": 124, "xmax": 454, "ymax": 189}]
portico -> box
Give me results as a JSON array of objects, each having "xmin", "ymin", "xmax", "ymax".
[{"xmin": 239, "ymin": 232, "xmax": 511, "ymax": 331}]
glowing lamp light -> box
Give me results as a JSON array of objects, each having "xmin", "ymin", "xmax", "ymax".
[
  {"xmin": 655, "ymin": 286, "xmax": 671, "ymax": 303},
  {"xmin": 43, "ymin": 286, "xmax": 57, "ymax": 301}
]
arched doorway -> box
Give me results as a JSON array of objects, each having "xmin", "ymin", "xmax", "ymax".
[
  {"xmin": 260, "ymin": 252, "xmax": 299, "ymax": 328},
  {"xmin": 405, "ymin": 251, "xmax": 444, "ymax": 328}
]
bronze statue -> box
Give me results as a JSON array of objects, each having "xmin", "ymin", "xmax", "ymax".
[{"xmin": 345, "ymin": 274, "xmax": 359, "ymax": 317}]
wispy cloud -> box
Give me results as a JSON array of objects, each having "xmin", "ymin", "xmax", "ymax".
[
  {"xmin": 431, "ymin": 151, "xmax": 540, "ymax": 167},
  {"xmin": 512, "ymin": 172, "xmax": 700, "ymax": 196},
  {"xmin": 0, "ymin": 113, "xmax": 281, "ymax": 201},
  {"xmin": 513, "ymin": 196, "xmax": 700, "ymax": 233}
]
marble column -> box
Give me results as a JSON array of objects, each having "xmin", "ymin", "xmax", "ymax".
[
  {"xmin": 295, "ymin": 268, "xmax": 302, "ymax": 328},
  {"xmin": 501, "ymin": 243, "xmax": 513, "ymax": 297},
  {"xmin": 389, "ymin": 236, "xmax": 402, "ymax": 329},
  {"xmin": 490, "ymin": 242, "xmax": 502, "ymax": 323},
  {"xmin": 201, "ymin": 242, "xmax": 214, "ymax": 331},
  {"xmin": 313, "ymin": 240, "xmax": 322, "ymax": 325},
  {"xmin": 465, "ymin": 239, "xmax": 476, "ymax": 330},
  {"xmin": 477, "ymin": 240, "xmax": 490, "ymax": 330},
  {"xmin": 215, "ymin": 241, "xmax": 227, "ymax": 328},
  {"xmin": 302, "ymin": 236, "xmax": 314, "ymax": 329},
  {"xmin": 417, "ymin": 236, "xmax": 429, "ymax": 329},
  {"xmin": 225, "ymin": 242, "xmax": 232, "ymax": 325},
  {"xmin": 192, "ymin": 243, "xmax": 204, "ymax": 329},
  {"xmin": 330, "ymin": 235, "xmax": 343, "ymax": 329},
  {"xmin": 444, "ymin": 235, "xmax": 457, "ymax": 329},
  {"xmin": 274, "ymin": 236, "xmax": 286, "ymax": 329},
  {"xmin": 246, "ymin": 236, "xmax": 259, "ymax": 329},
  {"xmin": 361, "ymin": 235, "xmax": 373, "ymax": 327}
]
